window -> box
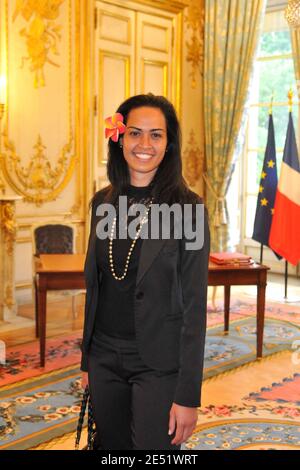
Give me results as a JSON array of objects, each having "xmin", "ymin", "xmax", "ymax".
[{"xmin": 243, "ymin": 9, "xmax": 298, "ymax": 240}]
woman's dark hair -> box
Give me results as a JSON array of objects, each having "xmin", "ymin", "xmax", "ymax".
[{"xmin": 91, "ymin": 93, "xmax": 200, "ymax": 208}]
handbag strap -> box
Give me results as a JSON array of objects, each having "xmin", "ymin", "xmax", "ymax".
[
  {"xmin": 87, "ymin": 394, "xmax": 96, "ymax": 449},
  {"xmin": 75, "ymin": 385, "xmax": 89, "ymax": 450}
]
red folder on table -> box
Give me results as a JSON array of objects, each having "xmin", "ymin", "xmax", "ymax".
[{"xmin": 209, "ymin": 252, "xmax": 253, "ymax": 265}]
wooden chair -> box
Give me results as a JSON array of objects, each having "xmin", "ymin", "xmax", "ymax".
[{"xmin": 32, "ymin": 223, "xmax": 84, "ymax": 337}]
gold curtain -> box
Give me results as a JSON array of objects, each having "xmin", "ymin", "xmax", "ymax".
[{"xmin": 204, "ymin": 0, "xmax": 266, "ymax": 252}]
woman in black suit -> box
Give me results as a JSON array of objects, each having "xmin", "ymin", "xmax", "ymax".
[{"xmin": 81, "ymin": 93, "xmax": 210, "ymax": 450}]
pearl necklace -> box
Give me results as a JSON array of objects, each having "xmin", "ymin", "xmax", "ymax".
[{"xmin": 109, "ymin": 197, "xmax": 154, "ymax": 281}]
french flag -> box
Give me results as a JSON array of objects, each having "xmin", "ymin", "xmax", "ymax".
[{"xmin": 269, "ymin": 113, "xmax": 300, "ymax": 265}]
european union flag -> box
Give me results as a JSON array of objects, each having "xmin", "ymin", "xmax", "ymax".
[{"xmin": 252, "ymin": 113, "xmax": 281, "ymax": 259}]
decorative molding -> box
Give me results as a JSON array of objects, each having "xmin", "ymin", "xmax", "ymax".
[
  {"xmin": 183, "ymin": 129, "xmax": 203, "ymax": 187},
  {"xmin": 16, "ymin": 237, "xmax": 31, "ymax": 243},
  {"xmin": 16, "ymin": 282, "xmax": 32, "ymax": 290},
  {"xmin": 16, "ymin": 220, "xmax": 84, "ymax": 238},
  {"xmin": 142, "ymin": 21, "xmax": 169, "ymax": 53},
  {"xmin": 130, "ymin": 0, "xmax": 189, "ymax": 13},
  {"xmin": 12, "ymin": 0, "xmax": 65, "ymax": 88},
  {"xmin": 98, "ymin": 50, "xmax": 131, "ymax": 166},
  {"xmin": 184, "ymin": 2, "xmax": 204, "ymax": 88},
  {"xmin": 99, "ymin": 10, "xmax": 132, "ymax": 45},
  {"xmin": 141, "ymin": 59, "xmax": 168, "ymax": 95}
]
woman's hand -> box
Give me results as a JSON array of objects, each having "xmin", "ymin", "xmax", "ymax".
[
  {"xmin": 168, "ymin": 403, "xmax": 198, "ymax": 446},
  {"xmin": 81, "ymin": 372, "xmax": 89, "ymax": 390}
]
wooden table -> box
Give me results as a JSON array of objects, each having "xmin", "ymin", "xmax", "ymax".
[
  {"xmin": 208, "ymin": 261, "xmax": 270, "ymax": 358},
  {"xmin": 35, "ymin": 254, "xmax": 86, "ymax": 367},
  {"xmin": 35, "ymin": 255, "xmax": 270, "ymax": 367}
]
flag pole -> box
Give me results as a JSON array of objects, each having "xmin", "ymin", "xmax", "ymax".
[
  {"xmin": 283, "ymin": 91, "xmax": 293, "ymax": 301},
  {"xmin": 283, "ymin": 91, "xmax": 296, "ymax": 302},
  {"xmin": 260, "ymin": 94, "xmax": 272, "ymax": 267},
  {"xmin": 284, "ymin": 261, "xmax": 288, "ymax": 299},
  {"xmin": 260, "ymin": 244, "xmax": 263, "ymax": 264},
  {"xmin": 282, "ymin": 260, "xmax": 300, "ymax": 303}
]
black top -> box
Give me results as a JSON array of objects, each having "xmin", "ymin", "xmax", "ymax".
[{"xmin": 94, "ymin": 183, "xmax": 153, "ymax": 339}]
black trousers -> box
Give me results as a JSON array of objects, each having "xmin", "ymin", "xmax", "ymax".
[{"xmin": 87, "ymin": 330, "xmax": 182, "ymax": 451}]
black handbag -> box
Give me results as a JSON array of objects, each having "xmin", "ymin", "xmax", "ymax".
[{"xmin": 75, "ymin": 385, "xmax": 100, "ymax": 450}]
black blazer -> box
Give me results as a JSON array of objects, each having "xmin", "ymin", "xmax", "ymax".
[{"xmin": 81, "ymin": 187, "xmax": 210, "ymax": 407}]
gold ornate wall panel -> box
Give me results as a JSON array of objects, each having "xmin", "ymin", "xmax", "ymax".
[
  {"xmin": 184, "ymin": 0, "xmax": 204, "ymax": 88},
  {"xmin": 0, "ymin": 0, "xmax": 87, "ymax": 306},
  {"xmin": 183, "ymin": 129, "xmax": 203, "ymax": 187},
  {"xmin": 12, "ymin": 0, "xmax": 65, "ymax": 89},
  {"xmin": 181, "ymin": 0, "xmax": 205, "ymax": 197},
  {"xmin": 0, "ymin": 0, "xmax": 80, "ymax": 207}
]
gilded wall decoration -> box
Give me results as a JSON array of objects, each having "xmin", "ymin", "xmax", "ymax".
[
  {"xmin": 1, "ymin": 0, "xmax": 80, "ymax": 207},
  {"xmin": 2, "ymin": 132, "xmax": 74, "ymax": 206},
  {"xmin": 184, "ymin": 2, "xmax": 204, "ymax": 88},
  {"xmin": 183, "ymin": 129, "xmax": 203, "ymax": 187},
  {"xmin": 0, "ymin": 171, "xmax": 5, "ymax": 194},
  {"xmin": 5, "ymin": 284, "xmax": 14, "ymax": 309},
  {"xmin": 0, "ymin": 199, "xmax": 19, "ymax": 314},
  {"xmin": 13, "ymin": 0, "xmax": 64, "ymax": 88}
]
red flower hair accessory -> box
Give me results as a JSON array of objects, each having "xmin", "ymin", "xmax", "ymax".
[{"xmin": 104, "ymin": 113, "xmax": 126, "ymax": 142}]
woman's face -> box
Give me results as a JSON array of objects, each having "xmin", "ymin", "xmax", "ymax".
[{"xmin": 122, "ymin": 106, "xmax": 168, "ymax": 185}]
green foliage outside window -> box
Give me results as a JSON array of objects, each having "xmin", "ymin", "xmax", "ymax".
[{"xmin": 252, "ymin": 30, "xmax": 298, "ymax": 185}]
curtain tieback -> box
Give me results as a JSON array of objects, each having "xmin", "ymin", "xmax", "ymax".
[{"xmin": 203, "ymin": 173, "xmax": 228, "ymax": 228}]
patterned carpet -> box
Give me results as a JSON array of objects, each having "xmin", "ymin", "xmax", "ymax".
[
  {"xmin": 0, "ymin": 367, "xmax": 82, "ymax": 450},
  {"xmin": 207, "ymin": 296, "xmax": 300, "ymax": 326},
  {"xmin": 29, "ymin": 350, "xmax": 300, "ymax": 451},
  {"xmin": 1, "ymin": 297, "xmax": 299, "ymax": 450},
  {"xmin": 204, "ymin": 317, "xmax": 300, "ymax": 378},
  {"xmin": 182, "ymin": 351, "xmax": 300, "ymax": 450},
  {"xmin": 246, "ymin": 373, "xmax": 300, "ymax": 406},
  {"xmin": 185, "ymin": 420, "xmax": 300, "ymax": 450},
  {"xmin": 0, "ymin": 333, "xmax": 82, "ymax": 387},
  {"xmin": 1, "ymin": 296, "xmax": 300, "ymax": 387}
]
